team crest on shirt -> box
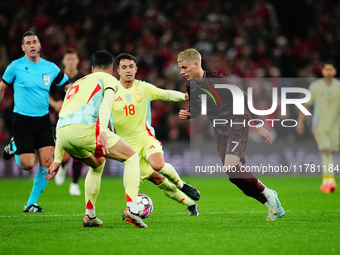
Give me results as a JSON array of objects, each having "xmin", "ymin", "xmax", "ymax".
[
  {"xmin": 134, "ymin": 89, "xmax": 142, "ymax": 102},
  {"xmin": 43, "ymin": 75, "xmax": 50, "ymax": 86}
]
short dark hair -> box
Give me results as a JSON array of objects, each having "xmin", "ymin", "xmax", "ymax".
[
  {"xmin": 64, "ymin": 48, "xmax": 78, "ymax": 56},
  {"xmin": 22, "ymin": 31, "xmax": 38, "ymax": 44},
  {"xmin": 322, "ymin": 60, "xmax": 336, "ymax": 68},
  {"xmin": 116, "ymin": 53, "xmax": 136, "ymax": 66},
  {"xmin": 92, "ymin": 50, "xmax": 114, "ymax": 69}
]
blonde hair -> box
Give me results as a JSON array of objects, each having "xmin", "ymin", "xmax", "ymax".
[{"xmin": 177, "ymin": 48, "xmax": 202, "ymax": 65}]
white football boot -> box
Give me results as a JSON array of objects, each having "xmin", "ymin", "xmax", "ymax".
[
  {"xmin": 69, "ymin": 182, "xmax": 81, "ymax": 196},
  {"xmin": 264, "ymin": 189, "xmax": 285, "ymax": 221}
]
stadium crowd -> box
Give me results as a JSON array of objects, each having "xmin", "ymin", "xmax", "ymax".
[{"xmin": 0, "ymin": 0, "xmax": 339, "ymax": 143}]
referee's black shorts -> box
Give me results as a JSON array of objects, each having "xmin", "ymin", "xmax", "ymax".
[{"xmin": 12, "ymin": 113, "xmax": 55, "ymax": 155}]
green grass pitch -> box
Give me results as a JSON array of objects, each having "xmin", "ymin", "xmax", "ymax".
[{"xmin": 0, "ymin": 177, "xmax": 339, "ymax": 255}]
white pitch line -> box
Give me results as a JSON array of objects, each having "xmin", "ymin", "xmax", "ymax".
[
  {"xmin": 172, "ymin": 209, "xmax": 340, "ymax": 215},
  {"xmin": 2, "ymin": 209, "xmax": 339, "ymax": 218},
  {"xmin": 0, "ymin": 213, "xmax": 111, "ymax": 218},
  {"xmin": 173, "ymin": 210, "xmax": 292, "ymax": 215}
]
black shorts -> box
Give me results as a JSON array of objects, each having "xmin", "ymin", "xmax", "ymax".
[{"xmin": 12, "ymin": 113, "xmax": 55, "ymax": 154}]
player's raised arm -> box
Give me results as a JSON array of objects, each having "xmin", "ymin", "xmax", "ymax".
[{"xmin": 146, "ymin": 82, "xmax": 186, "ymax": 102}]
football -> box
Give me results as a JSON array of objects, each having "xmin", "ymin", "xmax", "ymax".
[{"xmin": 136, "ymin": 194, "xmax": 153, "ymax": 219}]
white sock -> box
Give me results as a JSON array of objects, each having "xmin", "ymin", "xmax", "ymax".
[
  {"xmin": 262, "ymin": 187, "xmax": 272, "ymax": 208},
  {"xmin": 264, "ymin": 202, "xmax": 270, "ymax": 209},
  {"xmin": 86, "ymin": 208, "xmax": 96, "ymax": 218},
  {"xmin": 262, "ymin": 187, "xmax": 271, "ymax": 197}
]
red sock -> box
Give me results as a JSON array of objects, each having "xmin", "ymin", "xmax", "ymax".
[{"xmin": 86, "ymin": 200, "xmax": 94, "ymax": 209}]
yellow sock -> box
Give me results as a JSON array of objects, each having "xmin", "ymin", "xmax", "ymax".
[
  {"xmin": 157, "ymin": 178, "xmax": 194, "ymax": 207},
  {"xmin": 85, "ymin": 161, "xmax": 105, "ymax": 216},
  {"xmin": 159, "ymin": 163, "xmax": 184, "ymax": 188},
  {"xmin": 123, "ymin": 153, "xmax": 140, "ymax": 203},
  {"xmin": 322, "ymin": 153, "xmax": 335, "ymax": 180}
]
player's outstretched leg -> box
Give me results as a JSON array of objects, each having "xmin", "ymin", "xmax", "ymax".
[
  {"xmin": 159, "ymin": 163, "xmax": 200, "ymax": 200},
  {"xmin": 180, "ymin": 182, "xmax": 201, "ymax": 201},
  {"xmin": 83, "ymin": 161, "xmax": 105, "ymax": 227},
  {"xmin": 156, "ymin": 177, "xmax": 199, "ymax": 216}
]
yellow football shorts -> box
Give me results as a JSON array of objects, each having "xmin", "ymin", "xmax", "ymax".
[
  {"xmin": 56, "ymin": 123, "xmax": 120, "ymax": 159},
  {"xmin": 135, "ymin": 135, "xmax": 163, "ymax": 181},
  {"xmin": 313, "ymin": 123, "xmax": 339, "ymax": 152}
]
